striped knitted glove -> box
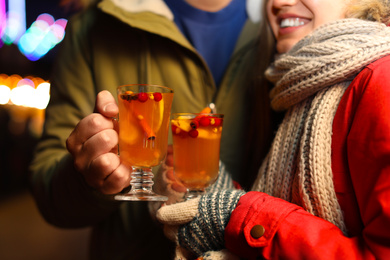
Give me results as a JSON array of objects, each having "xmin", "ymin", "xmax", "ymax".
[
  {"xmin": 150, "ymin": 161, "xmax": 239, "ymax": 224},
  {"xmin": 156, "ymin": 189, "xmax": 246, "ymax": 258}
]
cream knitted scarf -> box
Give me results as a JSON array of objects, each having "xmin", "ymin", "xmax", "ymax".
[{"xmin": 252, "ymin": 18, "xmax": 390, "ymax": 234}]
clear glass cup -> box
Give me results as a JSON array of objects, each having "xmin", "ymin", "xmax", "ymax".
[
  {"xmin": 115, "ymin": 84, "xmax": 174, "ymax": 201},
  {"xmin": 170, "ymin": 113, "xmax": 224, "ymax": 200}
]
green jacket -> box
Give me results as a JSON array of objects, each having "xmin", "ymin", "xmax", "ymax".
[{"xmin": 30, "ymin": 0, "xmax": 262, "ymax": 259}]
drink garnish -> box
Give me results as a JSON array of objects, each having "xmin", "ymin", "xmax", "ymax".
[
  {"xmin": 190, "ymin": 120, "xmax": 199, "ymax": 129},
  {"xmin": 199, "ymin": 107, "xmax": 211, "ymax": 113},
  {"xmin": 120, "ymin": 91, "xmax": 138, "ymax": 101},
  {"xmin": 171, "ymin": 107, "xmax": 223, "ymax": 139},
  {"xmin": 136, "ymin": 113, "xmax": 156, "ymax": 140},
  {"xmin": 137, "ymin": 92, "xmax": 148, "ymax": 102},
  {"xmin": 188, "ymin": 129, "xmax": 199, "ymax": 138},
  {"xmin": 153, "ymin": 92, "xmax": 162, "ymax": 101},
  {"xmin": 171, "ymin": 124, "xmax": 179, "ymax": 135},
  {"xmin": 213, "ymin": 118, "xmax": 222, "ymax": 126},
  {"xmin": 171, "ymin": 119, "xmax": 191, "ymax": 133},
  {"xmin": 199, "ymin": 117, "xmax": 210, "ymax": 126},
  {"xmin": 120, "ymin": 91, "xmax": 166, "ymax": 140}
]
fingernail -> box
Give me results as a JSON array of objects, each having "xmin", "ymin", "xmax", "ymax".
[
  {"xmin": 104, "ymin": 103, "xmax": 116, "ymax": 113},
  {"xmin": 171, "ymin": 183, "xmax": 187, "ymax": 193},
  {"xmin": 166, "ymin": 170, "xmax": 176, "ymax": 181}
]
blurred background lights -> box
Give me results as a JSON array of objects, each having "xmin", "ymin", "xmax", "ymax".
[
  {"xmin": 2, "ymin": 0, "xmax": 26, "ymax": 45},
  {"xmin": 0, "ymin": 74, "xmax": 50, "ymax": 109},
  {"xmin": 0, "ymin": 0, "xmax": 5, "ymax": 41},
  {"xmin": 18, "ymin": 14, "xmax": 67, "ymax": 61},
  {"xmin": 0, "ymin": 85, "xmax": 11, "ymax": 104},
  {"xmin": 1, "ymin": 0, "xmax": 67, "ymax": 60},
  {"xmin": 33, "ymin": 82, "xmax": 51, "ymax": 109},
  {"xmin": 2, "ymin": 11, "xmax": 22, "ymax": 44},
  {"xmin": 10, "ymin": 84, "xmax": 35, "ymax": 106}
]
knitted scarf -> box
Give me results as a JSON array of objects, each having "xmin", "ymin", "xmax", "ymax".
[{"xmin": 252, "ymin": 18, "xmax": 390, "ymax": 234}]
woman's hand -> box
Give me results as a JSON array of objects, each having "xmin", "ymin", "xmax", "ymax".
[
  {"xmin": 66, "ymin": 90, "xmax": 131, "ymax": 194},
  {"xmin": 151, "ymin": 145, "xmax": 187, "ymax": 206},
  {"xmin": 156, "ymin": 189, "xmax": 246, "ymax": 258}
]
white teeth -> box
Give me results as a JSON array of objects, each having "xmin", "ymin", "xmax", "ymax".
[{"xmin": 280, "ymin": 18, "xmax": 305, "ymax": 28}]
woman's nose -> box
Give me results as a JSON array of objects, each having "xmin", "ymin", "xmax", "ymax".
[{"xmin": 270, "ymin": 0, "xmax": 298, "ymax": 8}]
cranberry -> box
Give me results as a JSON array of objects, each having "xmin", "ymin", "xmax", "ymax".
[
  {"xmin": 137, "ymin": 92, "xmax": 148, "ymax": 102},
  {"xmin": 188, "ymin": 129, "xmax": 199, "ymax": 138},
  {"xmin": 171, "ymin": 125, "xmax": 178, "ymax": 134},
  {"xmin": 199, "ymin": 117, "xmax": 210, "ymax": 127},
  {"xmin": 153, "ymin": 92, "xmax": 162, "ymax": 102},
  {"xmin": 213, "ymin": 118, "xmax": 222, "ymax": 126}
]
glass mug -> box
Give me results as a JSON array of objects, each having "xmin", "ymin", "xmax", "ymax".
[
  {"xmin": 170, "ymin": 113, "xmax": 224, "ymax": 200},
  {"xmin": 115, "ymin": 84, "xmax": 174, "ymax": 201}
]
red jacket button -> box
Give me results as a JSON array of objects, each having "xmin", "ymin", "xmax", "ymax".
[{"xmin": 250, "ymin": 225, "xmax": 265, "ymax": 239}]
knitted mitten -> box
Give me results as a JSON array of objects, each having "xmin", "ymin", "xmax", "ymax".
[
  {"xmin": 156, "ymin": 189, "xmax": 246, "ymax": 257},
  {"xmin": 152, "ymin": 160, "xmax": 237, "ymax": 206},
  {"xmin": 150, "ymin": 161, "xmax": 238, "ymax": 225}
]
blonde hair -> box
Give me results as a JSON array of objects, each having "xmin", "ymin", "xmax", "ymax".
[{"xmin": 346, "ymin": 0, "xmax": 390, "ymax": 25}]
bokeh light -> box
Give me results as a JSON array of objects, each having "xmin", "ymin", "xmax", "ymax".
[
  {"xmin": 1, "ymin": 0, "xmax": 67, "ymax": 60},
  {"xmin": 18, "ymin": 14, "xmax": 67, "ymax": 61},
  {"xmin": 0, "ymin": 85, "xmax": 11, "ymax": 104},
  {"xmin": 2, "ymin": 0, "xmax": 26, "ymax": 44},
  {"xmin": 10, "ymin": 84, "xmax": 35, "ymax": 106},
  {"xmin": 0, "ymin": 74, "xmax": 50, "ymax": 109},
  {"xmin": 0, "ymin": 0, "xmax": 6, "ymax": 44},
  {"xmin": 33, "ymin": 82, "xmax": 51, "ymax": 109}
]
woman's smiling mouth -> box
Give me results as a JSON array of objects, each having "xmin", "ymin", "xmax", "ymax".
[{"xmin": 280, "ymin": 18, "xmax": 307, "ymax": 28}]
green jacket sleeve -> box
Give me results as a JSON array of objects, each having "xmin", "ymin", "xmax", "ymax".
[{"xmin": 29, "ymin": 11, "xmax": 121, "ymax": 228}]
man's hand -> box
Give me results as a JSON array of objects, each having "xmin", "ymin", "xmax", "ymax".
[{"xmin": 66, "ymin": 90, "xmax": 130, "ymax": 194}]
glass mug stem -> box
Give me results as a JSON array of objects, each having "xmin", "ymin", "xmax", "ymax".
[
  {"xmin": 130, "ymin": 167, "xmax": 154, "ymax": 192},
  {"xmin": 115, "ymin": 167, "xmax": 168, "ymax": 201}
]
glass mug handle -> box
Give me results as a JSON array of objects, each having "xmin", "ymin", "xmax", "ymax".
[{"xmin": 112, "ymin": 116, "xmax": 119, "ymax": 154}]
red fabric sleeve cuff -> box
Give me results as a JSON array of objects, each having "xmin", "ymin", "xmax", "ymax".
[{"xmin": 225, "ymin": 191, "xmax": 299, "ymax": 258}]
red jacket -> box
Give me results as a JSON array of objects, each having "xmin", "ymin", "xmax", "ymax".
[{"xmin": 225, "ymin": 55, "xmax": 390, "ymax": 259}]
